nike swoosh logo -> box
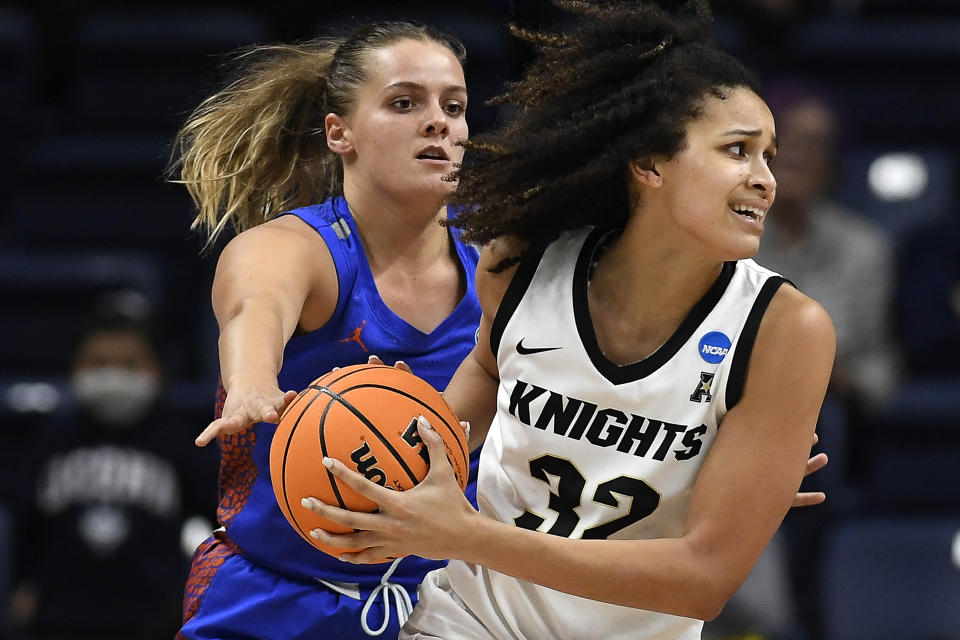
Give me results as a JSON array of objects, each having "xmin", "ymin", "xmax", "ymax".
[{"xmin": 516, "ymin": 339, "xmax": 562, "ymax": 355}]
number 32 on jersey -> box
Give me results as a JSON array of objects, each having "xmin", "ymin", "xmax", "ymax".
[{"xmin": 514, "ymin": 454, "xmax": 661, "ymax": 539}]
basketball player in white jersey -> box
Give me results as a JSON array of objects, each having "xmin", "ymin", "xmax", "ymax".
[{"xmin": 301, "ymin": 1, "xmax": 836, "ymax": 638}]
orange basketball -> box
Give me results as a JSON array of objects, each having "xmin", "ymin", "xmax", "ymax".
[{"xmin": 269, "ymin": 364, "xmax": 469, "ymax": 560}]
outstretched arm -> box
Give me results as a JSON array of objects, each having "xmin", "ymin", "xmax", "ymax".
[{"xmin": 195, "ymin": 216, "xmax": 338, "ymax": 446}]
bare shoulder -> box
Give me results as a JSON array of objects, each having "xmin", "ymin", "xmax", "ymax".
[
  {"xmin": 213, "ymin": 215, "xmax": 338, "ymax": 325},
  {"xmin": 767, "ymin": 285, "xmax": 835, "ymax": 346},
  {"xmin": 731, "ymin": 282, "xmax": 836, "ymax": 438},
  {"xmin": 215, "ymin": 216, "xmax": 336, "ymax": 289},
  {"xmin": 755, "ymin": 284, "xmax": 836, "ymax": 372},
  {"xmin": 219, "ymin": 215, "xmax": 322, "ymax": 263},
  {"xmin": 475, "ymin": 235, "xmax": 530, "ymax": 315}
]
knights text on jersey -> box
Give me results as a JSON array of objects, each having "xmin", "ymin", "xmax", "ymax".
[{"xmin": 443, "ymin": 226, "xmax": 787, "ymax": 640}]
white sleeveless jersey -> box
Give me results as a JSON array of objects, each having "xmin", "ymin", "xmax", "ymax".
[{"xmin": 443, "ymin": 226, "xmax": 788, "ymax": 640}]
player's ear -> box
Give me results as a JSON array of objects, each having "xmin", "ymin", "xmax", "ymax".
[
  {"xmin": 629, "ymin": 158, "xmax": 662, "ymax": 188},
  {"xmin": 325, "ymin": 113, "xmax": 354, "ymax": 156}
]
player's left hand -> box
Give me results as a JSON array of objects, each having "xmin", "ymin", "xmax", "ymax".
[
  {"xmin": 300, "ymin": 416, "xmax": 477, "ymax": 563},
  {"xmin": 365, "ymin": 354, "xmax": 413, "ymax": 373},
  {"xmin": 791, "ymin": 432, "xmax": 828, "ymax": 508}
]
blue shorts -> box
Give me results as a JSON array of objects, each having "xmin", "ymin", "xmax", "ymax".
[{"xmin": 178, "ymin": 536, "xmax": 416, "ymax": 640}]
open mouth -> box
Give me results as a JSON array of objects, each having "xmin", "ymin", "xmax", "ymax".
[
  {"xmin": 729, "ymin": 204, "xmax": 766, "ymax": 221},
  {"xmin": 416, "ymin": 147, "xmax": 449, "ymax": 161}
]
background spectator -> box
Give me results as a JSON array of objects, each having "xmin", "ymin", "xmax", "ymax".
[
  {"xmin": 6, "ymin": 306, "xmax": 217, "ymax": 639},
  {"xmin": 755, "ymin": 81, "xmax": 900, "ymax": 412}
]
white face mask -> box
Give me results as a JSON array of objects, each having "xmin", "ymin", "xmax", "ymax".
[{"xmin": 71, "ymin": 367, "xmax": 161, "ymax": 427}]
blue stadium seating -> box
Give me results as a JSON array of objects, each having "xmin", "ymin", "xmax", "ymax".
[
  {"xmin": 782, "ymin": 18, "xmax": 960, "ymax": 145},
  {"xmin": 67, "ymin": 7, "xmax": 274, "ymax": 133},
  {"xmin": 821, "ymin": 517, "xmax": 960, "ymax": 639},
  {"xmin": 0, "ymin": 6, "xmax": 39, "ymax": 128},
  {"xmin": 0, "ymin": 504, "xmax": 10, "ymax": 635},
  {"xmin": 834, "ymin": 147, "xmax": 957, "ymax": 239},
  {"xmin": 0, "ymin": 251, "xmax": 163, "ymax": 377},
  {"xmin": 884, "ymin": 377, "xmax": 960, "ymax": 424},
  {"xmin": 893, "ymin": 214, "xmax": 960, "ymax": 376},
  {"xmin": 10, "ymin": 133, "xmax": 193, "ymax": 251},
  {"xmin": 858, "ymin": 377, "xmax": 960, "ymax": 510}
]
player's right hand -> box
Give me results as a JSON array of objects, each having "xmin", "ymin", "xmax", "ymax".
[{"xmin": 195, "ymin": 387, "xmax": 299, "ymax": 447}]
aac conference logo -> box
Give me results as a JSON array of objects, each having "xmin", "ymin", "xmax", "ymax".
[{"xmin": 698, "ymin": 331, "xmax": 731, "ymax": 364}]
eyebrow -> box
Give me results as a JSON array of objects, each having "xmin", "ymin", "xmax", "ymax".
[
  {"xmin": 722, "ymin": 128, "xmax": 779, "ymax": 150},
  {"xmin": 383, "ymin": 81, "xmax": 468, "ymax": 94}
]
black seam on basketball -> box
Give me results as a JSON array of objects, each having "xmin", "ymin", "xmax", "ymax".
[
  {"xmin": 279, "ymin": 389, "xmax": 337, "ymax": 543},
  {"xmin": 313, "ymin": 386, "xmax": 421, "ymax": 485},
  {"xmin": 278, "ymin": 388, "xmax": 313, "ymax": 422},
  {"xmin": 313, "ymin": 364, "xmax": 394, "ymax": 389},
  {"xmin": 316, "ymin": 388, "xmax": 349, "ymax": 511},
  {"xmin": 333, "ymin": 383, "xmax": 468, "ymax": 468}
]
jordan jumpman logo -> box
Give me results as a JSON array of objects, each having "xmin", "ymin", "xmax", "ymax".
[{"xmin": 339, "ymin": 320, "xmax": 368, "ymax": 352}]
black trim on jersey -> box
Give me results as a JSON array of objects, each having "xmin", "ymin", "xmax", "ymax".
[
  {"xmin": 574, "ymin": 229, "xmax": 737, "ymax": 385},
  {"xmin": 489, "ymin": 237, "xmax": 552, "ymax": 359},
  {"xmin": 725, "ymin": 276, "xmax": 792, "ymax": 408}
]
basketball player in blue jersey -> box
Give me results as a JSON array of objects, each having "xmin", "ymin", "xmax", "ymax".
[
  {"xmin": 302, "ymin": 2, "xmax": 837, "ymax": 639},
  {"xmin": 167, "ymin": 23, "xmax": 483, "ymax": 639}
]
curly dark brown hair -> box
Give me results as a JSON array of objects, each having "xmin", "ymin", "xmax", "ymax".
[{"xmin": 447, "ymin": 0, "xmax": 761, "ymax": 249}]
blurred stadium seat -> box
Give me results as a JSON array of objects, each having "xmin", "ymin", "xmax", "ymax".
[
  {"xmin": 893, "ymin": 213, "xmax": 960, "ymax": 376},
  {"xmin": 884, "ymin": 377, "xmax": 960, "ymax": 424},
  {"xmin": 783, "ymin": 18, "xmax": 960, "ymax": 145},
  {"xmin": 863, "ymin": 445, "xmax": 960, "ymax": 510},
  {"xmin": 833, "ymin": 147, "xmax": 957, "ymax": 238},
  {"xmin": 9, "ymin": 133, "xmax": 193, "ymax": 252},
  {"xmin": 0, "ymin": 250, "xmax": 163, "ymax": 377},
  {"xmin": 0, "ymin": 504, "xmax": 10, "ymax": 635},
  {"xmin": 848, "ymin": 0, "xmax": 960, "ymax": 19},
  {"xmin": 857, "ymin": 377, "xmax": 960, "ymax": 511},
  {"xmin": 0, "ymin": 6, "xmax": 39, "ymax": 129},
  {"xmin": 821, "ymin": 517, "xmax": 960, "ymax": 639},
  {"xmin": 66, "ymin": 7, "xmax": 274, "ymax": 134},
  {"xmin": 6, "ymin": 132, "xmax": 220, "ymax": 382}
]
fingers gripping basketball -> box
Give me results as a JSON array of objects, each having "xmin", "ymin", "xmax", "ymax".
[{"xmin": 269, "ymin": 364, "xmax": 469, "ymax": 559}]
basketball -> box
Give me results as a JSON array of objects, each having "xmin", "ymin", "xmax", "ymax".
[{"xmin": 269, "ymin": 363, "xmax": 469, "ymax": 560}]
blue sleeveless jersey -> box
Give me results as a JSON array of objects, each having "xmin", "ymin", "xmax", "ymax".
[{"xmin": 217, "ymin": 195, "xmax": 481, "ymax": 588}]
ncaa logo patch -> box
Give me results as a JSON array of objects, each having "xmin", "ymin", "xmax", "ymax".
[{"xmin": 698, "ymin": 331, "xmax": 731, "ymax": 364}]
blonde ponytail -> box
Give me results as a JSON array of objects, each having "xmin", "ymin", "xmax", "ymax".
[{"xmin": 170, "ymin": 40, "xmax": 340, "ymax": 243}]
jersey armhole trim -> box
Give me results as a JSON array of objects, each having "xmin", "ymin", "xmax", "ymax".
[
  {"xmin": 725, "ymin": 276, "xmax": 792, "ymax": 409},
  {"xmin": 279, "ymin": 205, "xmax": 358, "ymax": 331},
  {"xmin": 317, "ymin": 224, "xmax": 357, "ymax": 322},
  {"xmin": 489, "ymin": 238, "xmax": 551, "ymax": 359}
]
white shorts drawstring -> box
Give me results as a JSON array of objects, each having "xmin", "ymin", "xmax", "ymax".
[{"xmin": 361, "ymin": 557, "xmax": 413, "ymax": 636}]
